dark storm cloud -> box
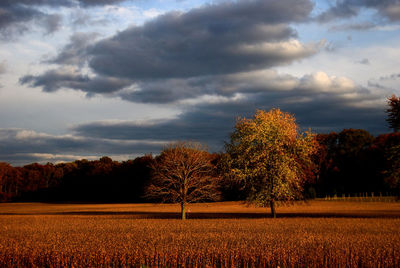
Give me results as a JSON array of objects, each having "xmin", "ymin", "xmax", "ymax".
[
  {"xmin": 6, "ymin": 77, "xmax": 387, "ymax": 165},
  {"xmin": 0, "ymin": 61, "xmax": 6, "ymax": 74},
  {"xmin": 0, "ymin": 60, "xmax": 5, "ymax": 87},
  {"xmin": 0, "ymin": 0, "xmax": 126, "ymax": 37},
  {"xmin": 73, "ymin": 91, "xmax": 387, "ymax": 154},
  {"xmin": 317, "ymin": 0, "xmax": 400, "ymax": 23},
  {"xmin": 0, "ymin": 4, "xmax": 42, "ymax": 37},
  {"xmin": 0, "ymin": 0, "xmax": 125, "ymax": 7},
  {"xmin": 77, "ymin": 0, "xmax": 127, "ymax": 6},
  {"xmin": 355, "ymin": 58, "xmax": 370, "ymax": 65},
  {"xmin": 317, "ymin": 1, "xmax": 358, "ymax": 22},
  {"xmin": 88, "ymin": 0, "xmax": 314, "ymax": 80},
  {"xmin": 119, "ymin": 70, "xmax": 300, "ymax": 103},
  {"xmin": 73, "ymin": 72, "xmax": 389, "ymax": 152},
  {"xmin": 20, "ymin": 68, "xmax": 131, "ymax": 94},
  {"xmin": 8, "ymin": 70, "xmax": 392, "ymax": 165},
  {"xmin": 73, "ymin": 110, "xmax": 234, "ymax": 151},
  {"xmin": 329, "ymin": 22, "xmax": 376, "ymax": 31},
  {"xmin": 70, "ymin": 10, "xmax": 109, "ymax": 29},
  {"xmin": 21, "ymin": 0, "xmax": 321, "ymax": 100},
  {"xmin": 380, "ymin": 73, "xmax": 400, "ymax": 80},
  {"xmin": 0, "ymin": 1, "xmax": 69, "ymax": 6},
  {"xmin": 47, "ymin": 32, "xmax": 101, "ymax": 66},
  {"xmin": 0, "ymin": 128, "xmax": 162, "ymax": 166},
  {"xmin": 118, "ymin": 69, "xmax": 361, "ymax": 104},
  {"xmin": 39, "ymin": 14, "xmax": 63, "ymax": 34}
]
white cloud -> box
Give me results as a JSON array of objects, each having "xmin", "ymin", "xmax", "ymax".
[
  {"xmin": 277, "ymin": 38, "xmax": 400, "ymax": 88},
  {"xmin": 143, "ymin": 8, "xmax": 164, "ymax": 19},
  {"xmin": 299, "ymin": 72, "xmax": 356, "ymax": 93},
  {"xmin": 223, "ymin": 69, "xmax": 299, "ymax": 93},
  {"xmin": 234, "ymin": 39, "xmax": 322, "ymax": 60}
]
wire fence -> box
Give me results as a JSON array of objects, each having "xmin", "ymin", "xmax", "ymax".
[{"xmin": 317, "ymin": 193, "xmax": 399, "ymax": 202}]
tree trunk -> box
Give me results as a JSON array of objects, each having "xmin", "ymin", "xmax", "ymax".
[
  {"xmin": 270, "ymin": 200, "xmax": 276, "ymax": 218},
  {"xmin": 181, "ymin": 202, "xmax": 186, "ymax": 220}
]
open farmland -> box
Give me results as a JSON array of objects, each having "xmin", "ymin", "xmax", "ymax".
[{"xmin": 0, "ymin": 201, "xmax": 399, "ymax": 267}]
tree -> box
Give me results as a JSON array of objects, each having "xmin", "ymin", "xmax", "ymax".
[
  {"xmin": 386, "ymin": 94, "xmax": 400, "ymax": 132},
  {"xmin": 146, "ymin": 142, "xmax": 220, "ymax": 220},
  {"xmin": 373, "ymin": 133, "xmax": 400, "ymax": 193},
  {"xmin": 385, "ymin": 144, "xmax": 400, "ymax": 197},
  {"xmin": 225, "ymin": 109, "xmax": 317, "ymax": 218},
  {"xmin": 313, "ymin": 130, "xmax": 382, "ymax": 196},
  {"xmin": 337, "ymin": 129, "xmax": 374, "ymax": 156},
  {"xmin": 0, "ymin": 162, "xmax": 21, "ymax": 201},
  {"xmin": 313, "ymin": 133, "xmax": 339, "ymax": 195}
]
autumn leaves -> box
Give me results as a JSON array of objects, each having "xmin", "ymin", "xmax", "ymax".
[{"xmin": 147, "ymin": 109, "xmax": 318, "ymax": 219}]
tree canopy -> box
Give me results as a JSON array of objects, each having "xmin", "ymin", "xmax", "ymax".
[
  {"xmin": 387, "ymin": 94, "xmax": 400, "ymax": 132},
  {"xmin": 385, "ymin": 144, "xmax": 400, "ymax": 195},
  {"xmin": 225, "ymin": 109, "xmax": 317, "ymax": 217},
  {"xmin": 146, "ymin": 142, "xmax": 220, "ymax": 219}
]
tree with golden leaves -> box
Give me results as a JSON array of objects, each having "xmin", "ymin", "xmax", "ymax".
[
  {"xmin": 225, "ymin": 109, "xmax": 317, "ymax": 218},
  {"xmin": 146, "ymin": 142, "xmax": 220, "ymax": 220}
]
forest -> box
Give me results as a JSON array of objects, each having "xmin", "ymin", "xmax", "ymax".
[
  {"xmin": 0, "ymin": 96, "xmax": 399, "ymax": 203},
  {"xmin": 0, "ymin": 129, "xmax": 398, "ymax": 203}
]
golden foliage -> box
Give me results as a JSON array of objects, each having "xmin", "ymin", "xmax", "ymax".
[{"xmin": 225, "ymin": 109, "xmax": 317, "ymax": 216}]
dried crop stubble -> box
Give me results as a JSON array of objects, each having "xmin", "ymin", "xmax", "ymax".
[{"xmin": 0, "ymin": 213, "xmax": 399, "ymax": 267}]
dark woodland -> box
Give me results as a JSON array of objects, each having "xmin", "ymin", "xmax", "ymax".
[{"xmin": 0, "ymin": 129, "xmax": 399, "ymax": 203}]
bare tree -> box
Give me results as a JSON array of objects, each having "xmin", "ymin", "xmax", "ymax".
[{"xmin": 146, "ymin": 142, "xmax": 220, "ymax": 219}]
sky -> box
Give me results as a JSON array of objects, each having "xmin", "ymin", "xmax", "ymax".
[{"xmin": 0, "ymin": 0, "xmax": 399, "ymax": 166}]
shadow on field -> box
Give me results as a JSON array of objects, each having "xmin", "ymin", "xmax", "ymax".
[{"xmin": 1, "ymin": 211, "xmax": 399, "ymax": 219}]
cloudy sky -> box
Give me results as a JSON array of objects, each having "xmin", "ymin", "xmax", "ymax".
[{"xmin": 0, "ymin": 0, "xmax": 399, "ymax": 165}]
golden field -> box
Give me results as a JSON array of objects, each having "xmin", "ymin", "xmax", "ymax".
[{"xmin": 0, "ymin": 201, "xmax": 399, "ymax": 267}]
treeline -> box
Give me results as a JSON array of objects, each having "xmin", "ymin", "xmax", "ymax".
[
  {"xmin": 0, "ymin": 156, "xmax": 154, "ymax": 202},
  {"xmin": 312, "ymin": 129, "xmax": 399, "ymax": 197},
  {"xmin": 0, "ymin": 129, "xmax": 399, "ymax": 202}
]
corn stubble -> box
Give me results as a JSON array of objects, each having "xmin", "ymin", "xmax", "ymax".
[{"xmin": 0, "ymin": 204, "xmax": 399, "ymax": 267}]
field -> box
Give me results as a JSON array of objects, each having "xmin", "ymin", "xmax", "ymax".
[{"xmin": 0, "ymin": 201, "xmax": 399, "ymax": 267}]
